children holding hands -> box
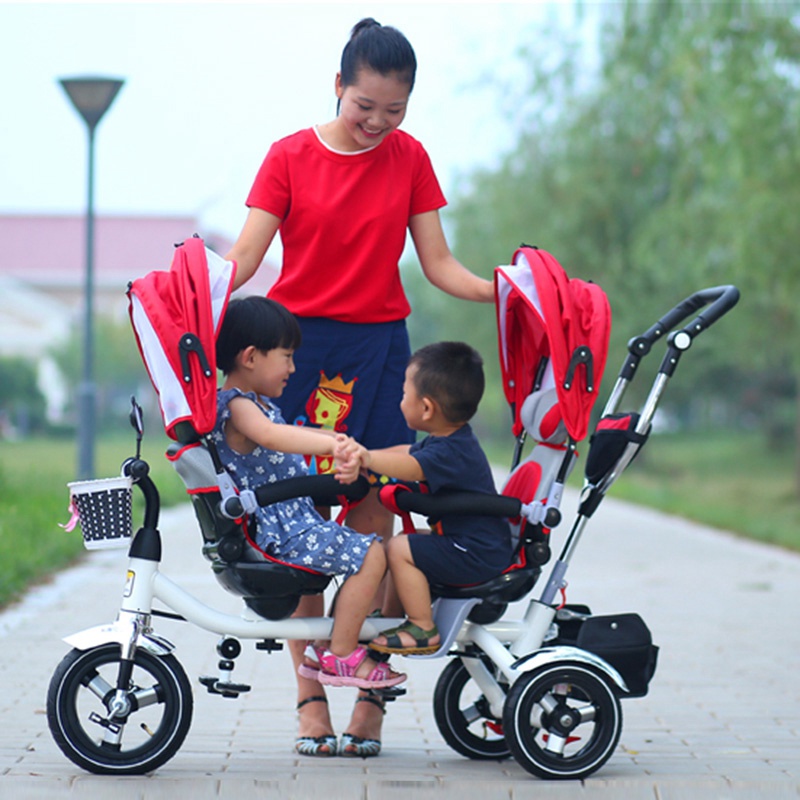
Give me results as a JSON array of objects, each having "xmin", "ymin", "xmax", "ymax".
[{"xmin": 214, "ymin": 296, "xmax": 512, "ymax": 754}]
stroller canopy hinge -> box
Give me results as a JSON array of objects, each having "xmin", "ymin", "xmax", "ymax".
[
  {"xmin": 179, "ymin": 333, "xmax": 213, "ymax": 382},
  {"xmin": 563, "ymin": 346, "xmax": 595, "ymax": 393}
]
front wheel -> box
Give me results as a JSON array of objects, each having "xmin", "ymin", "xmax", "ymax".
[
  {"xmin": 47, "ymin": 644, "xmax": 193, "ymax": 775},
  {"xmin": 433, "ymin": 656, "xmax": 510, "ymax": 760},
  {"xmin": 502, "ymin": 662, "xmax": 622, "ymax": 780}
]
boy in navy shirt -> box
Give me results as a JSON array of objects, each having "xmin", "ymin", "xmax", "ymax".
[{"xmin": 348, "ymin": 341, "xmax": 513, "ymax": 654}]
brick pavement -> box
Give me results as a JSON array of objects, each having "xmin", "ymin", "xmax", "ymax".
[{"xmin": 1, "ymin": 490, "xmax": 799, "ymax": 798}]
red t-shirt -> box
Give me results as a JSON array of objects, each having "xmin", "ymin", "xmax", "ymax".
[{"xmin": 246, "ymin": 128, "xmax": 447, "ymax": 323}]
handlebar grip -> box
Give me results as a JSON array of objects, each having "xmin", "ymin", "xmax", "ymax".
[
  {"xmin": 628, "ymin": 284, "xmax": 740, "ymax": 361},
  {"xmin": 682, "ymin": 284, "xmax": 739, "ymax": 334},
  {"xmin": 393, "ymin": 490, "xmax": 521, "ymax": 519},
  {"xmin": 254, "ymin": 474, "xmax": 370, "ymax": 508}
]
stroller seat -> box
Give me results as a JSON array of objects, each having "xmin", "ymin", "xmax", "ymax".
[
  {"xmin": 379, "ymin": 386, "xmax": 570, "ymax": 624},
  {"xmin": 167, "ymin": 434, "xmax": 331, "ymax": 621},
  {"xmin": 129, "ymin": 238, "xmax": 345, "ymax": 621}
]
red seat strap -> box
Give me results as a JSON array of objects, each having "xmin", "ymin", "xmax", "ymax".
[{"xmin": 378, "ymin": 484, "xmax": 416, "ymax": 534}]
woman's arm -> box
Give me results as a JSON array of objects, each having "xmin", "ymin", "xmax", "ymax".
[
  {"xmin": 225, "ymin": 208, "xmax": 282, "ymax": 291},
  {"xmin": 409, "ymin": 210, "xmax": 494, "ymax": 302}
]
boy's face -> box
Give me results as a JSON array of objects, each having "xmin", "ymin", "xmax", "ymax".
[{"xmin": 400, "ymin": 364, "xmax": 428, "ymax": 432}]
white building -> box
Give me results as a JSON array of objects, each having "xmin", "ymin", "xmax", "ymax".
[{"xmin": 0, "ymin": 214, "xmax": 277, "ymax": 423}]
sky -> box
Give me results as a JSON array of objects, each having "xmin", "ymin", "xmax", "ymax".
[{"xmin": 0, "ymin": 1, "xmax": 579, "ymax": 242}]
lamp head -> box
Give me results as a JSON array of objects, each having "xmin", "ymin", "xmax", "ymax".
[{"xmin": 59, "ymin": 77, "xmax": 124, "ymax": 131}]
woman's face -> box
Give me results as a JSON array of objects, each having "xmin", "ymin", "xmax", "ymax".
[{"xmin": 335, "ymin": 67, "xmax": 411, "ymax": 151}]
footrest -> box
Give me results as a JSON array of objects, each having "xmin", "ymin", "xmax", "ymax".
[
  {"xmin": 372, "ymin": 685, "xmax": 406, "ymax": 701},
  {"xmin": 199, "ymin": 675, "xmax": 252, "ymax": 698}
]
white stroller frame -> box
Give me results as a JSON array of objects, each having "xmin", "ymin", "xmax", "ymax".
[{"xmin": 46, "ymin": 273, "xmax": 739, "ymax": 779}]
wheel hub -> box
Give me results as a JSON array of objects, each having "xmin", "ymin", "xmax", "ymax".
[{"xmin": 544, "ymin": 701, "xmax": 581, "ymax": 736}]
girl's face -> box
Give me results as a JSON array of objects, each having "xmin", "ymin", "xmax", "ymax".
[
  {"xmin": 251, "ymin": 347, "xmax": 295, "ymax": 398},
  {"xmin": 334, "ymin": 68, "xmax": 410, "ymax": 151}
]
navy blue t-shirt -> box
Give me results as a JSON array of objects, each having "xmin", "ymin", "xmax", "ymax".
[{"xmin": 408, "ymin": 424, "xmax": 514, "ymax": 584}]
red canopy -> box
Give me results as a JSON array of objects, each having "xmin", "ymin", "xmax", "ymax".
[
  {"xmin": 128, "ymin": 236, "xmax": 236, "ymax": 439},
  {"xmin": 495, "ymin": 247, "xmax": 611, "ymax": 442}
]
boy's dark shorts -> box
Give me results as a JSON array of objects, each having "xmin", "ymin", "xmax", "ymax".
[{"xmin": 408, "ymin": 532, "xmax": 510, "ymax": 586}]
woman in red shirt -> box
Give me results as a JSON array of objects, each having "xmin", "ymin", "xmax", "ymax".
[{"xmin": 226, "ymin": 17, "xmax": 493, "ymax": 759}]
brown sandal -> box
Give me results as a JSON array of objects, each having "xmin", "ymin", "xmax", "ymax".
[{"xmin": 370, "ymin": 620, "xmax": 441, "ymax": 655}]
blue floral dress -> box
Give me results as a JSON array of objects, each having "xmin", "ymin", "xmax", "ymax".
[{"xmin": 213, "ymin": 388, "xmax": 375, "ymax": 577}]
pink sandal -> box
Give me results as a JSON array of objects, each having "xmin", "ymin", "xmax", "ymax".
[{"xmin": 317, "ymin": 646, "xmax": 406, "ymax": 689}]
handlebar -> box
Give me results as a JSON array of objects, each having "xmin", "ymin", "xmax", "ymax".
[
  {"xmin": 621, "ymin": 284, "xmax": 739, "ymax": 380},
  {"xmin": 122, "ymin": 457, "xmax": 160, "ymax": 531},
  {"xmin": 221, "ymin": 474, "xmax": 371, "ymax": 519},
  {"xmin": 392, "ymin": 489, "xmax": 521, "ymax": 519}
]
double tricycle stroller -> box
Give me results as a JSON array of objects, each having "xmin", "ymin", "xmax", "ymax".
[{"xmin": 46, "ymin": 236, "xmax": 738, "ymax": 778}]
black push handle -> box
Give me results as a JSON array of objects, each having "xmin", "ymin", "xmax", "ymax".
[
  {"xmin": 392, "ymin": 489, "xmax": 521, "ymax": 519},
  {"xmin": 621, "ymin": 285, "xmax": 739, "ymax": 380},
  {"xmin": 660, "ymin": 284, "xmax": 740, "ymax": 339}
]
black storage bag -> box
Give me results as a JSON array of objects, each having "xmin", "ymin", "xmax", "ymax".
[{"xmin": 574, "ymin": 613, "xmax": 658, "ymax": 697}]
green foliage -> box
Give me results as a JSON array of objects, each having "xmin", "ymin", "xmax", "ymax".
[
  {"xmin": 0, "ymin": 355, "xmax": 47, "ymax": 434},
  {"xmin": 444, "ymin": 0, "xmax": 800, "ymax": 449},
  {"xmin": 50, "ymin": 317, "xmax": 154, "ymax": 431},
  {"xmin": 612, "ymin": 428, "xmax": 800, "ymax": 552},
  {"xmin": 0, "ymin": 432, "xmax": 189, "ymax": 609}
]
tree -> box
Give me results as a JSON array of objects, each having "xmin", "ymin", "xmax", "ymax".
[
  {"xmin": 0, "ymin": 356, "xmax": 47, "ymax": 436},
  {"xmin": 50, "ymin": 318, "xmax": 154, "ymax": 431},
  {"xmin": 445, "ymin": 0, "xmax": 800, "ymax": 485}
]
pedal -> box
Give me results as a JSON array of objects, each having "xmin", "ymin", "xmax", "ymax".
[
  {"xmin": 255, "ymin": 639, "xmax": 283, "ymax": 652},
  {"xmin": 199, "ymin": 647, "xmax": 251, "ymax": 698},
  {"xmin": 370, "ymin": 686, "xmax": 406, "ymax": 701},
  {"xmin": 199, "ymin": 675, "xmax": 252, "ymax": 698},
  {"xmin": 214, "ymin": 680, "xmax": 252, "ymax": 698},
  {"xmin": 366, "ymin": 647, "xmax": 390, "ymax": 662}
]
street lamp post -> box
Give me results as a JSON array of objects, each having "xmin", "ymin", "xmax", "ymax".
[{"xmin": 59, "ymin": 76, "xmax": 124, "ymax": 480}]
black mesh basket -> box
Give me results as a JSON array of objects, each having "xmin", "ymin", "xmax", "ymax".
[{"xmin": 67, "ymin": 476, "xmax": 133, "ymax": 550}]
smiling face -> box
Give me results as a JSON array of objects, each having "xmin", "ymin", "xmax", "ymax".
[
  {"xmin": 333, "ymin": 68, "xmax": 410, "ymax": 151},
  {"xmin": 249, "ymin": 346, "xmax": 295, "ymax": 398}
]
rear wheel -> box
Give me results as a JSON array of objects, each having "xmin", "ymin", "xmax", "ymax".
[
  {"xmin": 502, "ymin": 662, "xmax": 622, "ymax": 780},
  {"xmin": 433, "ymin": 656, "xmax": 510, "ymax": 760},
  {"xmin": 47, "ymin": 644, "xmax": 193, "ymax": 775}
]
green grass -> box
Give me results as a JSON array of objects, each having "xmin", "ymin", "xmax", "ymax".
[
  {"xmin": 2, "ymin": 426, "xmax": 799, "ymax": 611},
  {"xmin": 0, "ymin": 432, "xmax": 188, "ymax": 609},
  {"xmin": 488, "ymin": 428, "xmax": 800, "ymax": 553},
  {"xmin": 608, "ymin": 429, "xmax": 800, "ymax": 552}
]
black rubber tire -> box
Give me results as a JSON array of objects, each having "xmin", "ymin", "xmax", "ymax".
[
  {"xmin": 502, "ymin": 662, "xmax": 622, "ymax": 780},
  {"xmin": 47, "ymin": 644, "xmax": 193, "ymax": 775},
  {"xmin": 432, "ymin": 656, "xmax": 511, "ymax": 760}
]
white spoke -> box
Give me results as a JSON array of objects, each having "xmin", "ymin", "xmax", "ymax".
[{"xmin": 544, "ymin": 731, "xmax": 567, "ymax": 755}]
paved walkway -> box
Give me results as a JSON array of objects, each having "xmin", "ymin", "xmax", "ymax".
[{"xmin": 1, "ymin": 488, "xmax": 799, "ymax": 798}]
